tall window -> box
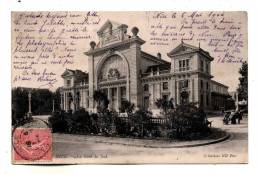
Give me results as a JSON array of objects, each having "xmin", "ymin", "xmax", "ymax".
[
  {"xmin": 200, "ymin": 94, "xmax": 204, "ymax": 107},
  {"xmin": 180, "ymin": 80, "xmax": 189, "ymax": 89},
  {"xmin": 121, "ymin": 86, "xmax": 127, "ymax": 102},
  {"xmin": 179, "ymin": 59, "xmax": 190, "ymax": 71},
  {"xmin": 186, "ymin": 59, "xmax": 190, "ymax": 70},
  {"xmin": 200, "ymin": 59, "xmax": 204, "ymax": 72},
  {"xmin": 206, "ymin": 63, "xmax": 209, "ymax": 74},
  {"xmin": 144, "ymin": 84, "xmax": 149, "ymax": 92},
  {"xmin": 163, "ymin": 94, "xmax": 169, "ymax": 100},
  {"xmin": 179, "ymin": 60, "xmax": 182, "ymax": 71},
  {"xmin": 66, "ymin": 79, "xmax": 71, "ymax": 87},
  {"xmin": 163, "ymin": 82, "xmax": 168, "ymax": 90},
  {"xmin": 206, "ymin": 93, "xmax": 209, "ymax": 106}
]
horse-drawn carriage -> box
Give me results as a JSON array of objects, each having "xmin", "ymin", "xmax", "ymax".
[{"xmin": 223, "ymin": 110, "xmax": 243, "ymax": 125}]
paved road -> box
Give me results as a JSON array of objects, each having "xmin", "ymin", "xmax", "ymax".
[{"xmin": 51, "ymin": 116, "xmax": 248, "ymax": 164}]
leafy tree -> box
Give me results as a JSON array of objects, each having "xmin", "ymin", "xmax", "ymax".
[
  {"xmin": 12, "ymin": 87, "xmax": 57, "ymax": 125},
  {"xmin": 120, "ymin": 100, "xmax": 135, "ymax": 114},
  {"xmin": 31, "ymin": 88, "xmax": 53, "ymax": 115},
  {"xmin": 93, "ymin": 90, "xmax": 109, "ymax": 112},
  {"xmin": 155, "ymin": 97, "xmax": 174, "ymax": 114},
  {"xmin": 237, "ymin": 61, "xmax": 248, "ymax": 101},
  {"xmin": 53, "ymin": 88, "xmax": 61, "ymax": 112},
  {"xmin": 12, "ymin": 87, "xmax": 28, "ymax": 124}
]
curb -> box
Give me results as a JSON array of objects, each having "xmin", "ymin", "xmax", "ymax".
[{"xmin": 93, "ymin": 132, "xmax": 231, "ymax": 148}]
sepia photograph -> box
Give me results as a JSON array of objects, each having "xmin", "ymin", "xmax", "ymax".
[{"xmin": 11, "ymin": 11, "xmax": 248, "ymax": 164}]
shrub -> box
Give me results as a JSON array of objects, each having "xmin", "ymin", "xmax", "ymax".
[
  {"xmin": 128, "ymin": 109, "xmax": 153, "ymax": 137},
  {"xmin": 166, "ymin": 103, "xmax": 210, "ymax": 139},
  {"xmin": 48, "ymin": 111, "xmax": 67, "ymax": 133},
  {"xmin": 49, "ymin": 103, "xmax": 211, "ymax": 140}
]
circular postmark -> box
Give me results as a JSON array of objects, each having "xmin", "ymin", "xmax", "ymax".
[{"xmin": 12, "ymin": 119, "xmax": 52, "ymax": 161}]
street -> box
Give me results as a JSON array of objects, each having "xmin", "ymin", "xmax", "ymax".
[{"xmin": 51, "ymin": 116, "xmax": 248, "ymax": 164}]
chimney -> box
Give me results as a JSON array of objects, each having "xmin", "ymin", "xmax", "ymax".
[{"xmin": 157, "ymin": 52, "xmax": 161, "ymax": 59}]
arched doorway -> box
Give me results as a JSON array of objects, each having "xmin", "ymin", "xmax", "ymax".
[{"xmin": 96, "ymin": 54, "xmax": 129, "ymax": 111}]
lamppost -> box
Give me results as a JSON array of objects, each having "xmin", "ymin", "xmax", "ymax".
[
  {"xmin": 52, "ymin": 99, "xmax": 55, "ymax": 113},
  {"xmin": 27, "ymin": 90, "xmax": 32, "ymax": 118}
]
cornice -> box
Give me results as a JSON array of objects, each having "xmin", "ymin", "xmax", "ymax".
[{"xmin": 84, "ymin": 37, "xmax": 145, "ymax": 56}]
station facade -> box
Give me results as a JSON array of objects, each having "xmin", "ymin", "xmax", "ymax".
[{"xmin": 60, "ymin": 20, "xmax": 229, "ymax": 114}]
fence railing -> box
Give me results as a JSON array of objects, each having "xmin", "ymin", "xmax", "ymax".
[{"xmin": 115, "ymin": 116, "xmax": 169, "ymax": 124}]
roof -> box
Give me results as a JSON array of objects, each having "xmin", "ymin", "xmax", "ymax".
[
  {"xmin": 141, "ymin": 51, "xmax": 170, "ymax": 64},
  {"xmin": 145, "ymin": 63, "xmax": 171, "ymax": 73},
  {"xmin": 61, "ymin": 69, "xmax": 88, "ymax": 78},
  {"xmin": 211, "ymin": 79, "xmax": 229, "ymax": 88},
  {"xmin": 167, "ymin": 42, "xmax": 214, "ymax": 61}
]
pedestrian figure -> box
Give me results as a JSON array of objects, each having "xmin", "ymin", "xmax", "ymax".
[{"xmin": 230, "ymin": 111, "xmax": 236, "ymax": 124}]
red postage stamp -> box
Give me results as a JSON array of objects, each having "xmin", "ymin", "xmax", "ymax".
[{"xmin": 12, "ymin": 128, "xmax": 52, "ymax": 161}]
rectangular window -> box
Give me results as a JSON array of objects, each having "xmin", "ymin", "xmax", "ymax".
[
  {"xmin": 144, "ymin": 96, "xmax": 149, "ymax": 110},
  {"xmin": 121, "ymin": 86, "xmax": 126, "ymax": 101},
  {"xmin": 144, "ymin": 84, "xmax": 149, "ymax": 91},
  {"xmin": 200, "ymin": 80, "xmax": 203, "ymax": 90},
  {"xmin": 200, "ymin": 94, "xmax": 204, "ymax": 107},
  {"xmin": 186, "ymin": 59, "xmax": 190, "ymax": 70},
  {"xmin": 163, "ymin": 82, "xmax": 168, "ymax": 90},
  {"xmin": 179, "ymin": 59, "xmax": 190, "ymax": 71},
  {"xmin": 206, "ymin": 93, "xmax": 209, "ymax": 106},
  {"xmin": 180, "ymin": 80, "xmax": 189, "ymax": 89},
  {"xmin": 200, "ymin": 60, "xmax": 204, "ymax": 72},
  {"xmin": 179, "ymin": 60, "xmax": 182, "ymax": 69},
  {"xmin": 66, "ymin": 79, "xmax": 71, "ymax": 87},
  {"xmin": 163, "ymin": 95, "xmax": 168, "ymax": 100}
]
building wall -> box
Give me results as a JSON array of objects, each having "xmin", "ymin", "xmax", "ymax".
[{"xmin": 60, "ymin": 21, "xmax": 229, "ymax": 114}]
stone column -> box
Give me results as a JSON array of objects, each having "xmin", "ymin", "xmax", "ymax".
[
  {"xmin": 52, "ymin": 99, "xmax": 55, "ymax": 113},
  {"xmin": 60, "ymin": 93, "xmax": 63, "ymax": 110},
  {"xmin": 88, "ymin": 53, "xmax": 95, "ymax": 112},
  {"xmin": 80, "ymin": 89, "xmax": 83, "ymax": 108},
  {"xmin": 82, "ymin": 90, "xmax": 86, "ymax": 109},
  {"xmin": 170, "ymin": 78, "xmax": 176, "ymax": 103},
  {"xmin": 158, "ymin": 83, "xmax": 162, "ymax": 98},
  {"xmin": 208, "ymin": 83, "xmax": 212, "ymax": 109},
  {"xmin": 27, "ymin": 90, "xmax": 32, "ymax": 117},
  {"xmin": 190, "ymin": 79, "xmax": 194, "ymax": 102},
  {"xmin": 176, "ymin": 81, "xmax": 180, "ymax": 105},
  {"xmin": 149, "ymin": 83, "xmax": 154, "ymax": 109},
  {"xmin": 193, "ymin": 76, "xmax": 199, "ymax": 107},
  {"xmin": 117, "ymin": 86, "xmax": 121, "ymax": 112},
  {"xmin": 64, "ymin": 92, "xmax": 67, "ymax": 111},
  {"xmin": 108, "ymin": 88, "xmax": 112, "ymax": 110}
]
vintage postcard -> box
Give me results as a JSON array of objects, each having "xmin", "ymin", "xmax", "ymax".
[{"xmin": 11, "ymin": 11, "xmax": 248, "ymax": 164}]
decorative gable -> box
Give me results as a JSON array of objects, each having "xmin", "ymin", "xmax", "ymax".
[
  {"xmin": 97, "ymin": 20, "xmax": 128, "ymax": 47},
  {"xmin": 61, "ymin": 69, "xmax": 74, "ymax": 78},
  {"xmin": 167, "ymin": 42, "xmax": 199, "ymax": 57}
]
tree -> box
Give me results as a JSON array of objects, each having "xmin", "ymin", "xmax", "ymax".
[
  {"xmin": 31, "ymin": 88, "xmax": 53, "ymax": 115},
  {"xmin": 120, "ymin": 100, "xmax": 135, "ymax": 114},
  {"xmin": 93, "ymin": 90, "xmax": 109, "ymax": 112},
  {"xmin": 53, "ymin": 88, "xmax": 61, "ymax": 112},
  {"xmin": 12, "ymin": 87, "xmax": 56, "ymax": 124},
  {"xmin": 237, "ymin": 61, "xmax": 248, "ymax": 101},
  {"xmin": 155, "ymin": 97, "xmax": 174, "ymax": 114},
  {"xmin": 12, "ymin": 87, "xmax": 28, "ymax": 124}
]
